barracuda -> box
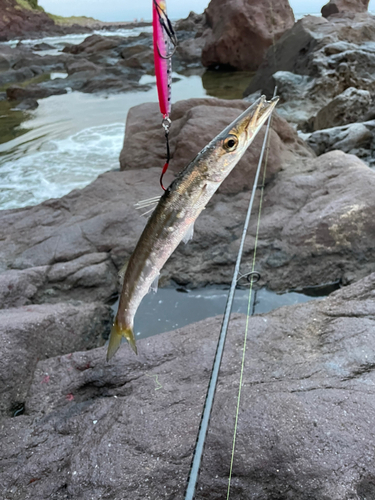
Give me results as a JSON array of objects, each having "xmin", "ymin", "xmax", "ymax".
[{"xmin": 107, "ymin": 95, "xmax": 279, "ymax": 361}]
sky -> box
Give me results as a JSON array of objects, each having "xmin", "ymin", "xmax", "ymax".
[{"xmin": 38, "ymin": 0, "xmax": 375, "ymax": 22}]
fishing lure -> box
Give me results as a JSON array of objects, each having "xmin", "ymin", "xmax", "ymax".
[{"xmin": 152, "ymin": 0, "xmax": 177, "ymax": 190}]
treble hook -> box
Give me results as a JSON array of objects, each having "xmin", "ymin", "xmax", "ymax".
[{"xmin": 153, "ymin": 0, "xmax": 178, "ymax": 59}]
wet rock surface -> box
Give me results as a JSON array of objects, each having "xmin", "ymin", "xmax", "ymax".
[
  {"xmin": 1, "ymin": 273, "xmax": 374, "ymax": 499},
  {"xmin": 201, "ymin": 0, "xmax": 294, "ymax": 71}
]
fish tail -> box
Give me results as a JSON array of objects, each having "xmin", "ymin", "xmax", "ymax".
[{"xmin": 106, "ymin": 318, "xmax": 137, "ymax": 361}]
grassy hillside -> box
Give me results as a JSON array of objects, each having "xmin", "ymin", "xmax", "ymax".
[{"xmin": 48, "ymin": 14, "xmax": 99, "ymax": 27}]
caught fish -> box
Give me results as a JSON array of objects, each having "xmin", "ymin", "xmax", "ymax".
[{"xmin": 107, "ymin": 95, "xmax": 279, "ymax": 361}]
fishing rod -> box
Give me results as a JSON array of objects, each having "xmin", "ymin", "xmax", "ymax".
[
  {"xmin": 184, "ymin": 87, "xmax": 277, "ymax": 500},
  {"xmin": 152, "ymin": 0, "xmax": 177, "ymax": 191}
]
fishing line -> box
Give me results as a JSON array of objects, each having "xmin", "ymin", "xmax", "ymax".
[
  {"xmin": 184, "ymin": 90, "xmax": 277, "ymax": 500},
  {"xmin": 226, "ymin": 91, "xmax": 276, "ymax": 499}
]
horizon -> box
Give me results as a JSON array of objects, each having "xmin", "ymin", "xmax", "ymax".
[{"xmin": 38, "ymin": 0, "xmax": 375, "ymax": 23}]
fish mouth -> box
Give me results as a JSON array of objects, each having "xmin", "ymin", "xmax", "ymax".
[
  {"xmin": 244, "ymin": 95, "xmax": 279, "ymax": 138},
  {"xmin": 230, "ymin": 95, "xmax": 279, "ymax": 143}
]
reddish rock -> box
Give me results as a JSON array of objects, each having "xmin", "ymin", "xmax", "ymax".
[
  {"xmin": 201, "ymin": 0, "xmax": 295, "ymax": 71},
  {"xmin": 0, "ymin": 0, "xmax": 58, "ymax": 40},
  {"xmin": 0, "ymin": 302, "xmax": 112, "ymax": 417},
  {"xmin": 1, "ymin": 274, "xmax": 375, "ymax": 498},
  {"xmin": 322, "ymin": 0, "xmax": 370, "ymax": 18},
  {"xmin": 119, "ymin": 97, "xmax": 310, "ymax": 195}
]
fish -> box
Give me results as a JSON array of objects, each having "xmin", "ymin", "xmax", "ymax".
[{"xmin": 107, "ymin": 95, "xmax": 279, "ymax": 361}]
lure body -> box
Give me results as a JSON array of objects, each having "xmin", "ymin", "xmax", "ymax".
[
  {"xmin": 107, "ymin": 96, "xmax": 279, "ymax": 360},
  {"xmin": 152, "ymin": 0, "xmax": 172, "ymax": 118}
]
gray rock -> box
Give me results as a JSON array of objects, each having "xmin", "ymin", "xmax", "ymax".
[
  {"xmin": 244, "ymin": 13, "xmax": 375, "ymax": 132},
  {"xmin": 314, "ymin": 87, "xmax": 372, "ymax": 130},
  {"xmin": 65, "ymin": 59, "xmax": 100, "ymax": 75},
  {"xmin": 307, "ymin": 120, "xmax": 375, "ymax": 158},
  {"xmin": 0, "ymin": 273, "xmax": 374, "ymax": 498},
  {"xmin": 12, "ymin": 98, "xmax": 39, "ymax": 110},
  {"xmin": 0, "ymin": 302, "xmax": 112, "ymax": 418}
]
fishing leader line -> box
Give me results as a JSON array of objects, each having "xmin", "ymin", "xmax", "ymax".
[
  {"xmin": 226, "ymin": 89, "xmax": 276, "ymax": 499},
  {"xmin": 184, "ymin": 87, "xmax": 278, "ymax": 500}
]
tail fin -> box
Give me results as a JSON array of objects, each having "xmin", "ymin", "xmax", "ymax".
[{"xmin": 106, "ymin": 319, "xmax": 137, "ymax": 361}]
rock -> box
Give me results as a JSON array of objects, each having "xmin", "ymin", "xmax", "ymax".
[
  {"xmin": 0, "ymin": 67, "xmax": 35, "ymax": 87},
  {"xmin": 119, "ymin": 98, "xmax": 311, "ymax": 195},
  {"xmin": 245, "ymin": 13, "xmax": 375, "ymax": 131},
  {"xmin": 322, "ymin": 0, "xmax": 370, "ymax": 18},
  {"xmin": 63, "ymin": 34, "xmax": 123, "ymax": 55},
  {"xmin": 12, "ymin": 98, "xmax": 39, "ymax": 110},
  {"xmin": 1, "ymin": 273, "xmax": 375, "ymax": 497},
  {"xmin": 175, "ymin": 11, "xmax": 206, "ymax": 33},
  {"xmin": 0, "ymin": 301, "xmax": 112, "ymax": 417},
  {"xmin": 6, "ymin": 83, "xmax": 67, "ymax": 100},
  {"xmin": 201, "ymin": 0, "xmax": 294, "ymax": 71},
  {"xmin": 176, "ymin": 35, "xmax": 207, "ymax": 66},
  {"xmin": 306, "ymin": 120, "xmax": 374, "ymax": 159},
  {"xmin": 1, "ymin": 107, "xmax": 374, "ymax": 293},
  {"xmin": 0, "ymin": 0, "xmax": 59, "ymax": 40},
  {"xmin": 65, "ymin": 59, "xmax": 100, "ymax": 75},
  {"xmin": 314, "ymin": 87, "xmax": 372, "ymax": 130},
  {"xmin": 31, "ymin": 42, "xmax": 56, "ymax": 51}
]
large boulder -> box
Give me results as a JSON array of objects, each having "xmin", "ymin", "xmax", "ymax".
[
  {"xmin": 322, "ymin": 0, "xmax": 370, "ymax": 18},
  {"xmin": 1, "ymin": 273, "xmax": 375, "ymax": 498},
  {"xmin": 119, "ymin": 97, "xmax": 311, "ymax": 194},
  {"xmin": 201, "ymin": 0, "xmax": 294, "ymax": 71}
]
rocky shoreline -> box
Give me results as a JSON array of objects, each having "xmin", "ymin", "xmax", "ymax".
[{"xmin": 1, "ymin": 0, "xmax": 375, "ymax": 498}]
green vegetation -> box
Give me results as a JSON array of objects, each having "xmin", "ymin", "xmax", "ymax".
[
  {"xmin": 48, "ymin": 14, "xmax": 98, "ymax": 26},
  {"xmin": 15, "ymin": 0, "xmax": 44, "ymax": 12}
]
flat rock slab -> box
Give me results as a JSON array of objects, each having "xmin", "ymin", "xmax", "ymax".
[
  {"xmin": 0, "ymin": 302, "xmax": 112, "ymax": 418},
  {"xmin": 0, "ymin": 274, "xmax": 374, "ymax": 499}
]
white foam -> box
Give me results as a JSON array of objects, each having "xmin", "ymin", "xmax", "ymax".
[
  {"xmin": 0, "ymin": 123, "xmax": 124, "ymax": 210},
  {"xmin": 4, "ymin": 26, "xmax": 153, "ymax": 55}
]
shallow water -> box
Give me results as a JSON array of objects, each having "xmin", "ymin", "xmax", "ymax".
[
  {"xmin": 0, "ymin": 29, "xmax": 254, "ymax": 211},
  {"xmin": 112, "ymin": 286, "xmax": 320, "ymax": 341},
  {"xmin": 0, "ymin": 72, "xmax": 207, "ymax": 209}
]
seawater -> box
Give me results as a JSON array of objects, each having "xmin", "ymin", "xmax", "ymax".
[
  {"xmin": 0, "ymin": 71, "xmax": 207, "ymax": 210},
  {"xmin": 111, "ymin": 287, "xmax": 320, "ymax": 341}
]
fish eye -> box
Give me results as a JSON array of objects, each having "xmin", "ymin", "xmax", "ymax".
[{"xmin": 223, "ymin": 135, "xmax": 238, "ymax": 152}]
